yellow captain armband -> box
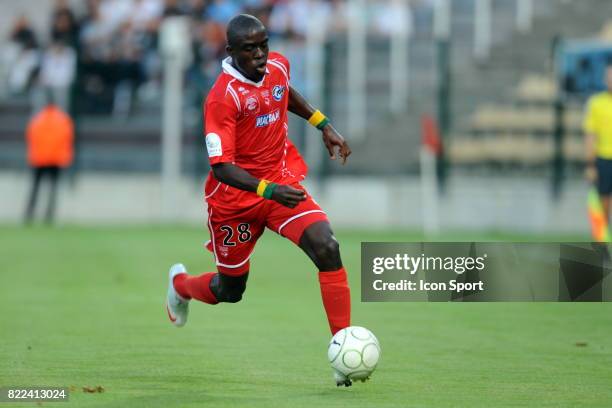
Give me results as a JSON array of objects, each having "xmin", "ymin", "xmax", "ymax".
[
  {"xmin": 256, "ymin": 180, "xmax": 270, "ymax": 197},
  {"xmin": 308, "ymin": 110, "xmax": 330, "ymax": 130}
]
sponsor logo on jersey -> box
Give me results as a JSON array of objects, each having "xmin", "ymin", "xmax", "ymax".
[
  {"xmin": 256, "ymin": 109, "xmax": 280, "ymax": 127},
  {"xmin": 246, "ymin": 95, "xmax": 259, "ymax": 113},
  {"xmin": 272, "ymin": 85, "xmax": 286, "ymax": 101},
  {"xmin": 206, "ymin": 133, "xmax": 222, "ymax": 157}
]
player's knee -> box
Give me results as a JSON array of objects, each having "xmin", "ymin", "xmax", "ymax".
[
  {"xmin": 224, "ymin": 293, "xmax": 243, "ymax": 303},
  {"xmin": 213, "ymin": 272, "xmax": 249, "ymax": 303},
  {"xmin": 219, "ymin": 282, "xmax": 247, "ymax": 303},
  {"xmin": 312, "ymin": 235, "xmax": 340, "ymax": 262},
  {"xmin": 224, "ymin": 288, "xmax": 245, "ymax": 303}
]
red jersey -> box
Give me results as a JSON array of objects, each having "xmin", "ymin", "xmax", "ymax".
[{"xmin": 204, "ymin": 52, "xmax": 307, "ymax": 210}]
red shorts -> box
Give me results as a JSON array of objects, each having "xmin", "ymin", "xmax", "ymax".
[{"xmin": 206, "ymin": 184, "xmax": 328, "ymax": 276}]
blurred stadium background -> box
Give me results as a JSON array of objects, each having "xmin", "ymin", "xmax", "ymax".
[
  {"xmin": 0, "ymin": 0, "xmax": 609, "ymax": 235},
  {"xmin": 4, "ymin": 2, "xmax": 612, "ymax": 406}
]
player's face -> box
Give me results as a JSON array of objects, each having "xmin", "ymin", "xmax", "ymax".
[{"xmin": 230, "ymin": 29, "xmax": 269, "ymax": 83}]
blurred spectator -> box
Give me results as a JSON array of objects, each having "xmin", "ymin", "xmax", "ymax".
[
  {"xmin": 80, "ymin": 3, "xmax": 114, "ymax": 63},
  {"xmin": 130, "ymin": 0, "xmax": 164, "ymax": 30},
  {"xmin": 79, "ymin": 2, "xmax": 118, "ymax": 113},
  {"xmin": 207, "ymin": 0, "xmax": 241, "ymax": 25},
  {"xmin": 51, "ymin": 0, "xmax": 80, "ymax": 48},
  {"xmin": 109, "ymin": 21, "xmax": 146, "ymax": 116},
  {"xmin": 268, "ymin": 0, "xmax": 309, "ymax": 40},
  {"xmin": 11, "ymin": 15, "xmax": 38, "ymax": 49},
  {"xmin": 5, "ymin": 16, "xmax": 40, "ymax": 95},
  {"xmin": 78, "ymin": 0, "xmax": 102, "ymax": 29},
  {"xmin": 35, "ymin": 40, "xmax": 77, "ymax": 111},
  {"xmin": 268, "ymin": 0, "xmax": 330, "ymax": 93},
  {"xmin": 191, "ymin": 19, "xmax": 225, "ymax": 89},
  {"xmin": 24, "ymin": 98, "xmax": 74, "ymax": 225},
  {"xmin": 163, "ymin": 0, "xmax": 187, "ymax": 16},
  {"xmin": 323, "ymin": 0, "xmax": 348, "ymax": 36},
  {"xmin": 99, "ymin": 0, "xmax": 135, "ymax": 32},
  {"xmin": 370, "ymin": 0, "xmax": 413, "ymax": 38},
  {"xmin": 246, "ymin": 0, "xmax": 275, "ymax": 26},
  {"xmin": 3, "ymin": 0, "xmax": 382, "ymax": 116},
  {"xmin": 187, "ymin": 0, "xmax": 209, "ymax": 19},
  {"xmin": 243, "ymin": 0, "xmax": 270, "ymax": 13}
]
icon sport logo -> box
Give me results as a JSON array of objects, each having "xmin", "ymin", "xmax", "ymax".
[
  {"xmin": 272, "ymin": 85, "xmax": 285, "ymax": 101},
  {"xmin": 256, "ymin": 109, "xmax": 280, "ymax": 127}
]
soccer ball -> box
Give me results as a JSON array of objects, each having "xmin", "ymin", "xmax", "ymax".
[{"xmin": 328, "ymin": 326, "xmax": 381, "ymax": 383}]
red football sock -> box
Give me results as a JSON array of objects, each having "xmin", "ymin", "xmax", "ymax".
[
  {"xmin": 318, "ymin": 268, "xmax": 351, "ymax": 335},
  {"xmin": 173, "ymin": 272, "xmax": 218, "ymax": 305}
]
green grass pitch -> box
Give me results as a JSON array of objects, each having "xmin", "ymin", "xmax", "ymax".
[{"xmin": 1, "ymin": 226, "xmax": 611, "ymax": 407}]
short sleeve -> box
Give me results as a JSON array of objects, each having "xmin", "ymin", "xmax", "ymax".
[
  {"xmin": 584, "ymin": 97, "xmax": 597, "ymax": 134},
  {"xmin": 204, "ymin": 99, "xmax": 238, "ymax": 165}
]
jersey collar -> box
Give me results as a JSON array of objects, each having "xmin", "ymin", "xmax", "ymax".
[{"xmin": 222, "ymin": 57, "xmax": 268, "ymax": 87}]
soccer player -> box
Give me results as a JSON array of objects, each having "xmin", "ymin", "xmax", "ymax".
[
  {"xmin": 165, "ymin": 14, "xmax": 354, "ymax": 386},
  {"xmin": 585, "ymin": 63, "xmax": 612, "ymax": 222}
]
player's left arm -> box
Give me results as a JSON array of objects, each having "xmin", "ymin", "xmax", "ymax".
[{"xmin": 288, "ymin": 86, "xmax": 351, "ymax": 164}]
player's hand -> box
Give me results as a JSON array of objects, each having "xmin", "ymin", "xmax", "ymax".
[
  {"xmin": 585, "ymin": 164, "xmax": 597, "ymax": 184},
  {"xmin": 271, "ymin": 184, "xmax": 306, "ymax": 208},
  {"xmin": 322, "ymin": 124, "xmax": 351, "ymax": 164}
]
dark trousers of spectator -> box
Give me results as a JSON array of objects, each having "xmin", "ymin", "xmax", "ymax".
[{"xmin": 24, "ymin": 166, "xmax": 61, "ymax": 224}]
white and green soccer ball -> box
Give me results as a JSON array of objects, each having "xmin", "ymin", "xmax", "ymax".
[{"xmin": 328, "ymin": 326, "xmax": 381, "ymax": 383}]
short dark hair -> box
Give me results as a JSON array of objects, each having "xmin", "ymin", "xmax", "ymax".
[{"xmin": 226, "ymin": 14, "xmax": 265, "ymax": 48}]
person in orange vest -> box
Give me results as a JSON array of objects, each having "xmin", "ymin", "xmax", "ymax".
[{"xmin": 24, "ymin": 101, "xmax": 74, "ymax": 224}]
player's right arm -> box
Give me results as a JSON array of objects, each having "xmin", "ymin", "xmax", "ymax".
[
  {"xmin": 212, "ymin": 163, "xmax": 306, "ymax": 208},
  {"xmin": 205, "ymin": 97, "xmax": 306, "ymax": 208}
]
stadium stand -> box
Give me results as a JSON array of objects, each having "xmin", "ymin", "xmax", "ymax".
[
  {"xmin": 514, "ymin": 74, "xmax": 556, "ymax": 106},
  {"xmin": 1, "ymin": 0, "xmax": 611, "ymax": 175},
  {"xmin": 448, "ymin": 0, "xmax": 612, "ymax": 171},
  {"xmin": 0, "ymin": 0, "xmax": 532, "ymax": 175}
]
